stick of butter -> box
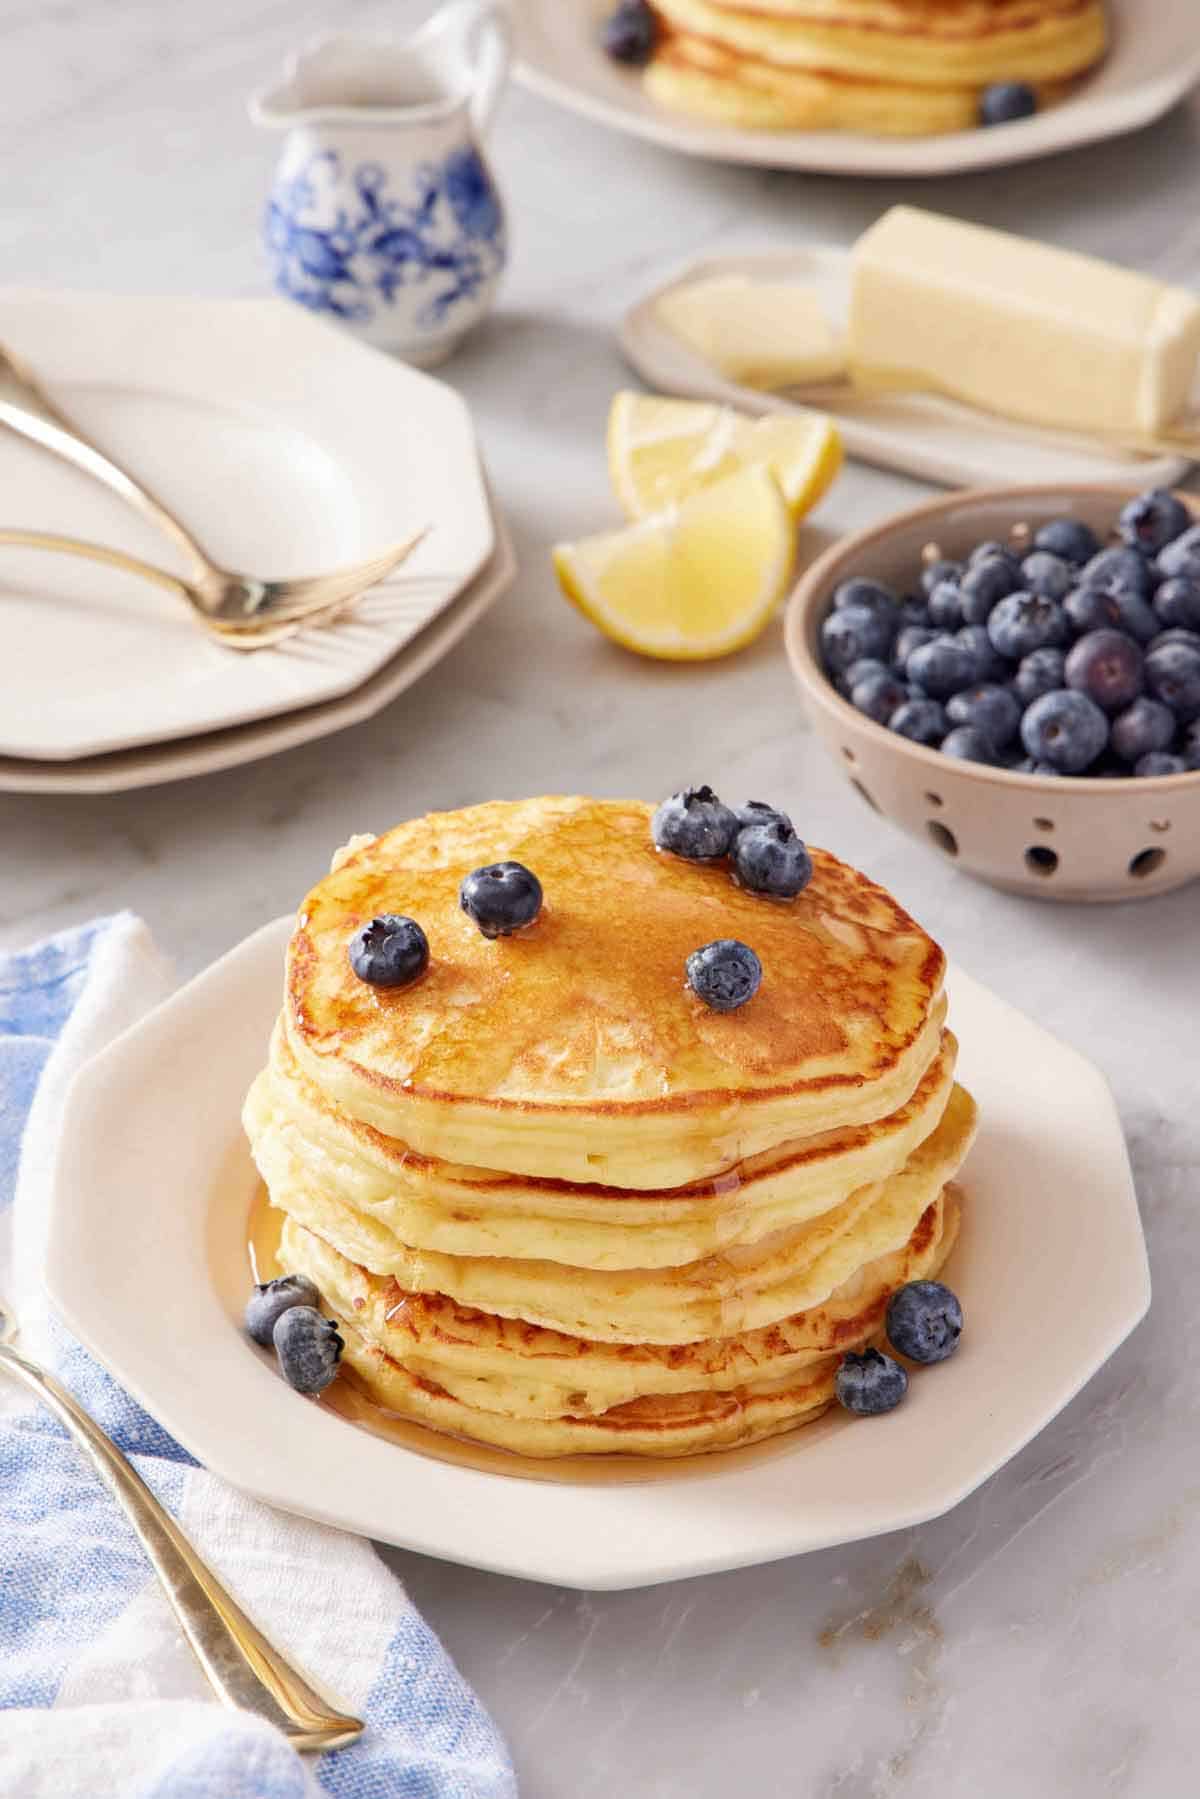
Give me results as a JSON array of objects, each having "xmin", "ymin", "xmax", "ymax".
[
  {"xmin": 848, "ymin": 207, "xmax": 1200, "ymax": 437},
  {"xmin": 656, "ymin": 275, "xmax": 845, "ymax": 390}
]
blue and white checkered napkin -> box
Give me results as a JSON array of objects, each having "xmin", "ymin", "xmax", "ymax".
[{"xmin": 0, "ymin": 914, "xmax": 517, "ymax": 1799}]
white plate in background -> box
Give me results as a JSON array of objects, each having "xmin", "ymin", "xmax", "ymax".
[
  {"xmin": 0, "ymin": 290, "xmax": 494, "ymax": 760},
  {"xmin": 621, "ymin": 248, "xmax": 1193, "ymax": 491}
]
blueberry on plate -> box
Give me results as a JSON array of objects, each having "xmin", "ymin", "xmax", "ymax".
[
  {"xmin": 1118, "ymin": 488, "xmax": 1191, "ymax": 555},
  {"xmin": 1110, "ymin": 695, "xmax": 1177, "ymax": 763},
  {"xmin": 1033, "ymin": 517, "xmax": 1099, "ymax": 565},
  {"xmin": 1145, "ymin": 638, "xmax": 1200, "ymax": 722},
  {"xmin": 1080, "ymin": 545, "xmax": 1156, "ymax": 599},
  {"xmin": 652, "ymin": 786, "xmax": 737, "ymax": 860},
  {"xmin": 245, "ymin": 1274, "xmax": 320, "ymax": 1348},
  {"xmin": 1064, "ymin": 628, "xmax": 1144, "ymax": 714},
  {"xmin": 947, "ymin": 682, "xmax": 1021, "ymax": 749},
  {"xmin": 850, "ymin": 665, "xmax": 908, "ymax": 724},
  {"xmin": 926, "ymin": 579, "xmax": 964, "ymax": 629},
  {"xmin": 732, "ymin": 821, "xmax": 813, "ymax": 899},
  {"xmin": 1154, "ymin": 576, "xmax": 1200, "ymax": 632},
  {"xmin": 1020, "ymin": 689, "xmax": 1109, "ymax": 774},
  {"xmin": 940, "ymin": 724, "xmax": 996, "ymax": 764},
  {"xmin": 905, "ymin": 634, "xmax": 976, "ymax": 699},
  {"xmin": 1020, "ymin": 551, "xmax": 1073, "ymax": 601},
  {"xmin": 893, "ymin": 624, "xmax": 937, "ymax": 672},
  {"xmin": 987, "ymin": 592, "xmax": 1070, "ymax": 660},
  {"xmin": 273, "ymin": 1306, "xmax": 344, "ymax": 1395},
  {"xmin": 920, "ymin": 558, "xmax": 963, "ymax": 598},
  {"xmin": 348, "ymin": 915, "xmax": 430, "ymax": 988},
  {"xmin": 889, "ymin": 696, "xmax": 949, "ymax": 746},
  {"xmin": 460, "ymin": 861, "xmax": 544, "ymax": 937},
  {"xmin": 685, "ymin": 939, "xmax": 762, "ymax": 1012},
  {"xmin": 733, "ymin": 799, "xmax": 793, "ymax": 835},
  {"xmin": 1013, "ymin": 646, "xmax": 1066, "ymax": 705},
  {"xmin": 956, "ymin": 624, "xmax": 1009, "ymax": 684},
  {"xmin": 886, "ymin": 1280, "xmax": 963, "ymax": 1364},
  {"xmin": 821, "ymin": 603, "xmax": 896, "ymax": 673},
  {"xmin": 600, "ymin": 0, "xmax": 659, "ymax": 64},
  {"xmin": 835, "ymin": 1347, "xmax": 908, "ymax": 1415},
  {"xmin": 1155, "ymin": 522, "xmax": 1200, "ymax": 582},
  {"xmin": 1135, "ymin": 751, "xmax": 1188, "ymax": 777},
  {"xmin": 979, "ymin": 80, "xmax": 1037, "ymax": 125},
  {"xmin": 960, "ymin": 552, "xmax": 1020, "ymax": 624},
  {"xmin": 832, "ymin": 577, "xmax": 900, "ymax": 624}
]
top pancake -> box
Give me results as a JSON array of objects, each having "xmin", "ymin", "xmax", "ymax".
[{"xmin": 285, "ymin": 798, "xmax": 944, "ymax": 1187}]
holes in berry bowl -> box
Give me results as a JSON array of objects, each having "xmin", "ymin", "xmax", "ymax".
[
  {"xmin": 924, "ymin": 791, "xmax": 944, "ymax": 809},
  {"xmin": 850, "ymin": 778, "xmax": 880, "ymax": 814},
  {"xmin": 926, "ymin": 821, "xmax": 958, "ymax": 857},
  {"xmin": 841, "ymin": 746, "xmax": 857, "ymax": 764},
  {"xmin": 1149, "ymin": 819, "xmax": 1171, "ymax": 834},
  {"xmin": 1033, "ymin": 816, "xmax": 1055, "ymax": 833},
  {"xmin": 1024, "ymin": 845, "xmax": 1059, "ymax": 877},
  {"xmin": 1129, "ymin": 848, "xmax": 1166, "ymax": 879}
]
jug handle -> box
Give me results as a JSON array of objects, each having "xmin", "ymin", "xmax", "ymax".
[{"xmin": 442, "ymin": 0, "xmax": 513, "ymax": 137}]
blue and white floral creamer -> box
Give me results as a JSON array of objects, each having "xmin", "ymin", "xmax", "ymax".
[{"xmin": 250, "ymin": 0, "xmax": 510, "ymax": 364}]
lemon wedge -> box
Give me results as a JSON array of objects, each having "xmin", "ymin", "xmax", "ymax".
[
  {"xmin": 553, "ymin": 465, "xmax": 795, "ymax": 661},
  {"xmin": 607, "ymin": 390, "xmax": 842, "ymax": 522}
]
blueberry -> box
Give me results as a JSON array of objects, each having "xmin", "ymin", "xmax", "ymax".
[
  {"xmin": 822, "ymin": 603, "xmax": 895, "ymax": 674},
  {"xmin": 1064, "ymin": 629, "xmax": 1144, "ymax": 714},
  {"xmin": 1145, "ymin": 638, "xmax": 1200, "ymax": 722},
  {"xmin": 1134, "ymin": 751, "xmax": 1188, "ymax": 777},
  {"xmin": 987, "ymin": 592, "xmax": 1070, "ymax": 659},
  {"xmin": 685, "ymin": 939, "xmax": 762, "ymax": 1012},
  {"xmin": 1020, "ymin": 689, "xmax": 1108, "ymax": 773},
  {"xmin": 1118, "ymin": 488, "xmax": 1191, "ymax": 555},
  {"xmin": 1064, "ymin": 584, "xmax": 1120, "ymax": 636},
  {"xmin": 1110, "ymin": 696, "xmax": 1177, "ymax": 763},
  {"xmin": 348, "ymin": 915, "xmax": 430, "ymax": 988},
  {"xmin": 832, "ymin": 578, "xmax": 900, "ymax": 625},
  {"xmin": 733, "ymin": 800, "xmax": 792, "ymax": 835},
  {"xmin": 1154, "ymin": 576, "xmax": 1200, "ymax": 632},
  {"xmin": 1150, "ymin": 627, "xmax": 1200, "ymax": 654},
  {"xmin": 947, "ymin": 682, "xmax": 1021, "ymax": 748},
  {"xmin": 969, "ymin": 540, "xmax": 1020, "ymax": 569},
  {"xmin": 886, "ymin": 1280, "xmax": 963, "ymax": 1364},
  {"xmin": 940, "ymin": 725, "xmax": 996, "ymax": 764},
  {"xmin": 899, "ymin": 597, "xmax": 932, "ymax": 628},
  {"xmin": 1081, "ymin": 545, "xmax": 1155, "ymax": 599},
  {"xmin": 245, "ymin": 1274, "xmax": 320, "ymax": 1348},
  {"xmin": 906, "ymin": 635, "xmax": 976, "ymax": 699},
  {"xmin": 1154, "ymin": 523, "xmax": 1200, "ymax": 582},
  {"xmin": 835, "ymin": 1347, "xmax": 908, "ymax": 1415},
  {"xmin": 850, "ymin": 666, "xmax": 908, "ymax": 724},
  {"xmin": 1013, "ymin": 646, "xmax": 1066, "ymax": 705},
  {"xmin": 979, "ymin": 81, "xmax": 1037, "ymax": 125},
  {"xmin": 1034, "ymin": 517, "xmax": 1099, "ymax": 564},
  {"xmin": 600, "ymin": 0, "xmax": 659, "ymax": 64},
  {"xmin": 889, "ymin": 696, "xmax": 949, "ymax": 746},
  {"xmin": 459, "ymin": 861, "xmax": 543, "ymax": 937},
  {"xmin": 893, "ymin": 624, "xmax": 937, "ymax": 672},
  {"xmin": 273, "ymin": 1306, "xmax": 344, "ymax": 1395},
  {"xmin": 1020, "ymin": 551, "xmax": 1073, "ymax": 601},
  {"xmin": 956, "ymin": 624, "xmax": 1009, "ymax": 684},
  {"xmin": 652, "ymin": 786, "xmax": 737, "ymax": 860},
  {"xmin": 960, "ymin": 553, "xmax": 1020, "ymax": 624},
  {"xmin": 927, "ymin": 580, "xmax": 964, "ymax": 629},
  {"xmin": 1184, "ymin": 719, "xmax": 1200, "ymax": 768},
  {"xmin": 842, "ymin": 657, "xmax": 892, "ymax": 692},
  {"xmin": 732, "ymin": 821, "xmax": 813, "ymax": 899},
  {"xmin": 920, "ymin": 558, "xmax": 963, "ymax": 598}
]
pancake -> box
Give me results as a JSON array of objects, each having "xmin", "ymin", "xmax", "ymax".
[
  {"xmin": 245, "ymin": 1020, "xmax": 959, "ymax": 1269},
  {"xmin": 284, "ymin": 797, "xmax": 947, "ymax": 1188},
  {"xmin": 291, "ymin": 1190, "xmax": 960, "ymax": 1457},
  {"xmin": 640, "ymin": 0, "xmax": 1107, "ymax": 136},
  {"xmin": 258, "ymin": 1083, "xmax": 976, "ymax": 1343}
]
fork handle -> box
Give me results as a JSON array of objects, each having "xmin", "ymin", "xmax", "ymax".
[
  {"xmin": 0, "ymin": 344, "xmax": 216, "ymax": 582},
  {"xmin": 0, "ymin": 1340, "xmax": 363, "ymax": 1752}
]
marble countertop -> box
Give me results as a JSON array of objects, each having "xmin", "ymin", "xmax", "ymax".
[{"xmin": 3, "ymin": 2, "xmax": 1199, "ymax": 1791}]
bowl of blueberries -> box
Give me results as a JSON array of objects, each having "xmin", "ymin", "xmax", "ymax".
[{"xmin": 785, "ymin": 483, "xmax": 1200, "ymax": 901}]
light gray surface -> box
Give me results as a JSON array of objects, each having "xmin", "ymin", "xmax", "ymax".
[{"xmin": 3, "ymin": 3, "xmax": 1199, "ymax": 1791}]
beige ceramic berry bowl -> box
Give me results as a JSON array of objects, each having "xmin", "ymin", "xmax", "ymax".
[{"xmin": 785, "ymin": 484, "xmax": 1200, "ymax": 903}]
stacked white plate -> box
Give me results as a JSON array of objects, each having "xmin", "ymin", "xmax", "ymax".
[{"xmin": 0, "ymin": 291, "xmax": 515, "ymax": 794}]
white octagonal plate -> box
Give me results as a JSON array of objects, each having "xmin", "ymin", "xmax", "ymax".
[
  {"xmin": 0, "ymin": 290, "xmax": 493, "ymax": 760},
  {"xmin": 47, "ymin": 920, "xmax": 1149, "ymax": 1590}
]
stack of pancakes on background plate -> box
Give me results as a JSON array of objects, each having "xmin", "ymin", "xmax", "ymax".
[
  {"xmin": 640, "ymin": 0, "xmax": 1109, "ymax": 135},
  {"xmin": 245, "ymin": 797, "xmax": 976, "ymax": 1458}
]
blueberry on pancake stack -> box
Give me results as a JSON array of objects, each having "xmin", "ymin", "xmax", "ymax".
[
  {"xmin": 608, "ymin": 0, "xmax": 1108, "ymax": 136},
  {"xmin": 244, "ymin": 796, "xmax": 976, "ymax": 1458}
]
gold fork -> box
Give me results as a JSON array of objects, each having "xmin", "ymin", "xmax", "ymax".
[
  {"xmin": 0, "ymin": 1294, "xmax": 363, "ymax": 1751},
  {"xmin": 0, "ymin": 341, "xmax": 423, "ymax": 635}
]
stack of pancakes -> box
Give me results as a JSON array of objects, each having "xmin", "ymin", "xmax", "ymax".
[
  {"xmin": 639, "ymin": 0, "xmax": 1108, "ymax": 136},
  {"xmin": 245, "ymin": 797, "xmax": 976, "ymax": 1458}
]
